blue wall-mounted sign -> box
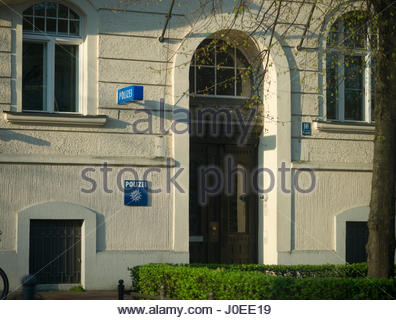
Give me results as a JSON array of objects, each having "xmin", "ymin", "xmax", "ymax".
[
  {"xmin": 124, "ymin": 180, "xmax": 148, "ymax": 206},
  {"xmin": 302, "ymin": 122, "xmax": 312, "ymax": 136},
  {"xmin": 117, "ymin": 85, "xmax": 144, "ymax": 104}
]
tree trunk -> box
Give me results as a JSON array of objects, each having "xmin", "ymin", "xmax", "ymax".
[{"xmin": 367, "ymin": 0, "xmax": 396, "ymax": 278}]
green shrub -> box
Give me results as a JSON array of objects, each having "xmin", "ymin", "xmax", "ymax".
[
  {"xmin": 187, "ymin": 263, "xmax": 389, "ymax": 278},
  {"xmin": 69, "ymin": 285, "xmax": 85, "ymax": 292},
  {"xmin": 129, "ymin": 264, "xmax": 396, "ymax": 300}
]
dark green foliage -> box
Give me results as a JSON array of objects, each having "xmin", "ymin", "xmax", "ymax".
[
  {"xmin": 169, "ymin": 262, "xmax": 392, "ymax": 278},
  {"xmin": 69, "ymin": 285, "xmax": 85, "ymax": 292},
  {"xmin": 129, "ymin": 264, "xmax": 396, "ymax": 300}
]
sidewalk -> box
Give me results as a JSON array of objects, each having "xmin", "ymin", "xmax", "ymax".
[{"xmin": 7, "ymin": 290, "xmax": 120, "ymax": 300}]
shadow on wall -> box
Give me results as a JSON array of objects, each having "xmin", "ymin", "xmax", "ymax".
[
  {"xmin": 104, "ymin": 99, "xmax": 174, "ymax": 130},
  {"xmin": 261, "ymin": 135, "xmax": 276, "ymax": 151},
  {"xmin": 282, "ymin": 44, "xmax": 302, "ymax": 162},
  {"xmin": 97, "ymin": 1, "xmax": 267, "ymax": 35},
  {"xmin": 97, "ymin": 1, "xmax": 312, "ymax": 36},
  {"xmin": 0, "ymin": 130, "xmax": 51, "ymax": 146}
]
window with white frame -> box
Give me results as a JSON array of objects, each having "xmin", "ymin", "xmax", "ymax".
[
  {"xmin": 189, "ymin": 38, "xmax": 253, "ymax": 97},
  {"xmin": 326, "ymin": 12, "xmax": 376, "ymax": 122},
  {"xmin": 22, "ymin": 2, "xmax": 81, "ymax": 112}
]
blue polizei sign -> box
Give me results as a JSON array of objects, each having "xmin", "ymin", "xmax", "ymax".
[
  {"xmin": 117, "ymin": 85, "xmax": 144, "ymax": 104},
  {"xmin": 302, "ymin": 122, "xmax": 312, "ymax": 136},
  {"xmin": 124, "ymin": 180, "xmax": 148, "ymax": 206}
]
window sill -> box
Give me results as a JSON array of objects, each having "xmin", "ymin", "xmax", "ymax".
[
  {"xmin": 313, "ymin": 120, "xmax": 375, "ymax": 134},
  {"xmin": 3, "ymin": 111, "xmax": 107, "ymax": 127}
]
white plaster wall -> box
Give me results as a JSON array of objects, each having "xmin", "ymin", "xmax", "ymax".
[
  {"xmin": 292, "ymin": 136, "xmax": 374, "ymax": 163},
  {"xmin": 293, "ymin": 170, "xmax": 372, "ymax": 251},
  {"xmin": 0, "ymin": 164, "xmax": 174, "ymax": 251},
  {"xmin": 0, "ymin": 162, "xmax": 188, "ymax": 290}
]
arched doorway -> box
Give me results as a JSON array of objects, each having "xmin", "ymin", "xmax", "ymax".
[{"xmin": 188, "ymin": 33, "xmax": 263, "ymax": 264}]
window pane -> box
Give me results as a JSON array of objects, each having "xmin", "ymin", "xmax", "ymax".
[
  {"xmin": 216, "ymin": 40, "xmax": 234, "ymax": 67},
  {"xmin": 46, "ymin": 18, "xmax": 56, "ymax": 33},
  {"xmin": 55, "ymin": 44, "xmax": 78, "ymax": 112},
  {"xmin": 371, "ymin": 57, "xmax": 376, "ymax": 121},
  {"xmin": 69, "ymin": 9, "xmax": 79, "ymax": 20},
  {"xmin": 345, "ymin": 89, "xmax": 364, "ymax": 121},
  {"xmin": 22, "ymin": 42, "xmax": 47, "ymax": 111},
  {"xmin": 236, "ymin": 48, "xmax": 249, "ymax": 68},
  {"xmin": 344, "ymin": 55, "xmax": 364, "ymax": 121},
  {"xmin": 326, "ymin": 54, "xmax": 339, "ymax": 119},
  {"xmin": 34, "ymin": 17, "xmax": 45, "ymax": 32},
  {"xmin": 24, "ymin": 6, "xmax": 33, "ymax": 16},
  {"xmin": 196, "ymin": 67, "xmax": 215, "ymax": 95},
  {"xmin": 216, "ymin": 67, "xmax": 235, "ymax": 95},
  {"xmin": 195, "ymin": 39, "xmax": 215, "ymax": 66},
  {"xmin": 70, "ymin": 20, "xmax": 79, "ymax": 35},
  {"xmin": 58, "ymin": 19, "xmax": 68, "ymax": 34},
  {"xmin": 23, "ymin": 16, "xmax": 33, "ymax": 31},
  {"xmin": 58, "ymin": 4, "xmax": 69, "ymax": 18},
  {"xmin": 33, "ymin": 3, "xmax": 45, "ymax": 17},
  {"xmin": 236, "ymin": 68, "xmax": 251, "ymax": 97},
  {"xmin": 369, "ymin": 33, "xmax": 378, "ymax": 50},
  {"xmin": 344, "ymin": 55, "xmax": 364, "ymax": 90},
  {"xmin": 46, "ymin": 2, "xmax": 57, "ymax": 17},
  {"xmin": 189, "ymin": 66, "xmax": 195, "ymax": 94},
  {"xmin": 344, "ymin": 15, "xmax": 367, "ymax": 49},
  {"xmin": 327, "ymin": 20, "xmax": 342, "ymax": 48}
]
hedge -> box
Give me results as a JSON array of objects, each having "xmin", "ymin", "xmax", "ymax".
[
  {"xmin": 135, "ymin": 263, "xmax": 396, "ymax": 279},
  {"xmin": 129, "ymin": 264, "xmax": 396, "ymax": 300},
  {"xmin": 186, "ymin": 263, "xmax": 375, "ymax": 278}
]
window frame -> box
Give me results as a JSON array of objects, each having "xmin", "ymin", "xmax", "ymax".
[
  {"xmin": 22, "ymin": 2, "xmax": 83, "ymax": 114},
  {"xmin": 326, "ymin": 16, "xmax": 375, "ymax": 123}
]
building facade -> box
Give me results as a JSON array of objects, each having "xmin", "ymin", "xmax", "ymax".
[{"xmin": 0, "ymin": 0, "xmax": 384, "ymax": 290}]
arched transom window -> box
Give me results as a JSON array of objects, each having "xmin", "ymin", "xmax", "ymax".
[
  {"xmin": 22, "ymin": 2, "xmax": 82, "ymax": 113},
  {"xmin": 23, "ymin": 2, "xmax": 80, "ymax": 36},
  {"xmin": 190, "ymin": 38, "xmax": 252, "ymax": 97}
]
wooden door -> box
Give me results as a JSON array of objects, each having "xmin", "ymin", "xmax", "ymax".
[
  {"xmin": 189, "ymin": 141, "xmax": 258, "ymax": 264},
  {"xmin": 29, "ymin": 220, "xmax": 82, "ymax": 284},
  {"xmin": 221, "ymin": 145, "xmax": 258, "ymax": 264}
]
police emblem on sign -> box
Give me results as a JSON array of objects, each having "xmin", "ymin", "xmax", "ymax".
[{"xmin": 124, "ymin": 180, "xmax": 148, "ymax": 206}]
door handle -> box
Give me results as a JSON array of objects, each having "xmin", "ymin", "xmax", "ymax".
[
  {"xmin": 239, "ymin": 194, "xmax": 248, "ymax": 201},
  {"xmin": 209, "ymin": 222, "xmax": 219, "ymax": 242}
]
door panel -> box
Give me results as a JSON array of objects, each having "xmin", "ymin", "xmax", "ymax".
[
  {"xmin": 346, "ymin": 221, "xmax": 368, "ymax": 263},
  {"xmin": 29, "ymin": 220, "xmax": 82, "ymax": 284},
  {"xmin": 222, "ymin": 145, "xmax": 258, "ymax": 264},
  {"xmin": 189, "ymin": 141, "xmax": 258, "ymax": 264}
]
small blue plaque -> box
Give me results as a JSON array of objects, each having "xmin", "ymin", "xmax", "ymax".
[
  {"xmin": 302, "ymin": 122, "xmax": 312, "ymax": 136},
  {"xmin": 124, "ymin": 180, "xmax": 148, "ymax": 206},
  {"xmin": 117, "ymin": 85, "xmax": 144, "ymax": 104}
]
